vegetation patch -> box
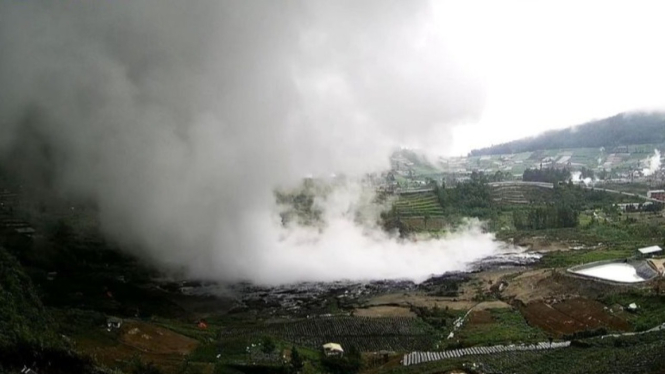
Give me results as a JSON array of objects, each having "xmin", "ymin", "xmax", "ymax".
[
  {"xmin": 601, "ymin": 293, "xmax": 665, "ymax": 331},
  {"xmin": 455, "ymin": 309, "xmax": 547, "ymax": 347},
  {"xmin": 539, "ymin": 248, "xmax": 634, "ymax": 268}
]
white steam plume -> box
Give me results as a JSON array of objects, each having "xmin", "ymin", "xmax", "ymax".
[
  {"xmin": 0, "ymin": 1, "xmax": 498, "ymax": 284},
  {"xmin": 570, "ymin": 171, "xmax": 595, "ymax": 186},
  {"xmin": 642, "ymin": 150, "xmax": 662, "ymax": 176}
]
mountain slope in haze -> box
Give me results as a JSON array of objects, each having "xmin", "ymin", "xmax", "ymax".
[{"xmin": 470, "ymin": 112, "xmax": 665, "ymax": 156}]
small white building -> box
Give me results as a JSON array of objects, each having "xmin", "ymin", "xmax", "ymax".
[
  {"xmin": 322, "ymin": 342, "xmax": 344, "ymax": 357},
  {"xmin": 647, "ymin": 190, "xmax": 665, "ymax": 201},
  {"xmin": 638, "ymin": 245, "xmax": 663, "ymax": 256},
  {"xmin": 107, "ymin": 317, "xmax": 123, "ymax": 329}
]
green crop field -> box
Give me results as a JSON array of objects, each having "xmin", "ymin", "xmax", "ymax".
[
  {"xmin": 393, "ymin": 193, "xmax": 444, "ymax": 217},
  {"xmin": 456, "ymin": 309, "xmax": 548, "ymax": 347},
  {"xmin": 219, "ymin": 317, "xmax": 437, "ymax": 352}
]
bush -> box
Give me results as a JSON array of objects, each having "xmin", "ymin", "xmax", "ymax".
[
  {"xmin": 130, "ymin": 356, "xmax": 163, "ymax": 374},
  {"xmin": 262, "ymin": 336, "xmax": 276, "ymax": 354},
  {"xmin": 563, "ymin": 328, "xmax": 607, "ymax": 341},
  {"xmin": 290, "ymin": 346, "xmax": 304, "ymax": 373}
]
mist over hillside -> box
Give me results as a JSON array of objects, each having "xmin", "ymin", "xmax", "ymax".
[{"xmin": 470, "ymin": 112, "xmax": 665, "ymax": 156}]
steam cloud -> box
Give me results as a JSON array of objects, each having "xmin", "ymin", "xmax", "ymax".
[
  {"xmin": 642, "ymin": 150, "xmax": 661, "ymax": 176},
  {"xmin": 570, "ymin": 171, "xmax": 595, "ymax": 187},
  {"xmin": 0, "ymin": 1, "xmax": 501, "ymax": 284}
]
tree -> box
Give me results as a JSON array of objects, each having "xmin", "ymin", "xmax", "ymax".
[
  {"xmin": 290, "ymin": 346, "xmax": 304, "ymax": 373},
  {"xmin": 347, "ymin": 345, "xmax": 362, "ymax": 372},
  {"xmin": 522, "ymin": 167, "xmax": 570, "ymax": 184},
  {"xmin": 261, "ymin": 336, "xmax": 276, "ymax": 354},
  {"xmin": 130, "ymin": 357, "xmax": 163, "ymax": 374}
]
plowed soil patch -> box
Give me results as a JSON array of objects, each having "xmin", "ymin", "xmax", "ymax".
[
  {"xmin": 467, "ymin": 310, "xmax": 493, "ymax": 325},
  {"xmin": 521, "ymin": 298, "xmax": 630, "ymax": 336},
  {"xmin": 354, "ymin": 306, "xmax": 416, "ymax": 318},
  {"xmin": 119, "ymin": 321, "xmax": 198, "ymax": 354},
  {"xmin": 521, "ymin": 302, "xmax": 585, "ymax": 335},
  {"xmin": 552, "ymin": 298, "xmax": 630, "ymax": 332}
]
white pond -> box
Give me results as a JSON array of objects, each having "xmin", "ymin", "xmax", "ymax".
[{"xmin": 572, "ymin": 263, "xmax": 645, "ymax": 283}]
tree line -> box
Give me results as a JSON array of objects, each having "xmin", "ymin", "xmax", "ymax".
[
  {"xmin": 512, "ymin": 204, "xmax": 579, "ymax": 230},
  {"xmin": 522, "ymin": 167, "xmax": 571, "ymax": 184}
]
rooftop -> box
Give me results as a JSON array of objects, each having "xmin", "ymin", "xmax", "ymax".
[
  {"xmin": 323, "ymin": 343, "xmax": 343, "ymax": 352},
  {"xmin": 638, "ymin": 245, "xmax": 663, "ymax": 254}
]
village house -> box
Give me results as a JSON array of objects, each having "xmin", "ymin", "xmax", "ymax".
[
  {"xmin": 647, "ymin": 190, "xmax": 665, "ymax": 201},
  {"xmin": 638, "ymin": 245, "xmax": 663, "ymax": 258},
  {"xmin": 322, "ymin": 342, "xmax": 344, "ymax": 357},
  {"xmin": 106, "ymin": 317, "xmax": 123, "ymax": 329}
]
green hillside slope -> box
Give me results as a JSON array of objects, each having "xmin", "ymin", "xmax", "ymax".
[{"xmin": 470, "ymin": 112, "xmax": 665, "ymax": 156}]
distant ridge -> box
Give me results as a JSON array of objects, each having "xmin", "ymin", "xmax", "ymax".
[{"xmin": 469, "ymin": 112, "xmax": 665, "ymax": 156}]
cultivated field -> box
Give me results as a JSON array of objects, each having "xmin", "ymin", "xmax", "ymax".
[
  {"xmin": 219, "ymin": 316, "xmax": 437, "ymax": 352},
  {"xmin": 393, "ymin": 193, "xmax": 444, "ymax": 217},
  {"xmin": 520, "ymin": 298, "xmax": 630, "ymax": 336},
  {"xmin": 456, "ymin": 309, "xmax": 547, "ymax": 347}
]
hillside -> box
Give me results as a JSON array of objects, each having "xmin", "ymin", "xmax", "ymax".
[
  {"xmin": 470, "ymin": 112, "xmax": 665, "ymax": 156},
  {"xmin": 0, "ymin": 247, "xmax": 58, "ymax": 351},
  {"xmin": 0, "ymin": 247, "xmax": 97, "ymax": 374}
]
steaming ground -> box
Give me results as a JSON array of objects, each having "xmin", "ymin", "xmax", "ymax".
[
  {"xmin": 0, "ymin": 1, "xmax": 496, "ymax": 285},
  {"xmin": 643, "ymin": 150, "xmax": 662, "ymax": 176},
  {"xmin": 250, "ymin": 216, "xmax": 501, "ymax": 285},
  {"xmin": 242, "ymin": 185, "xmax": 504, "ymax": 284}
]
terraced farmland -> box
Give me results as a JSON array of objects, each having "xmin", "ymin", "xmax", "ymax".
[
  {"xmin": 393, "ymin": 193, "xmax": 444, "ymax": 217},
  {"xmin": 219, "ymin": 317, "xmax": 436, "ymax": 352}
]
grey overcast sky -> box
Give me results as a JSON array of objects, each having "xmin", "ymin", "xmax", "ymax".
[{"xmin": 430, "ymin": 0, "xmax": 665, "ymax": 155}]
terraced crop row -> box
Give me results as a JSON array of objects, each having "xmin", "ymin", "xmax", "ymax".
[
  {"xmin": 287, "ymin": 335, "xmax": 434, "ymax": 352},
  {"xmin": 395, "ymin": 207, "xmax": 442, "ymax": 212},
  {"xmin": 395, "ymin": 200, "xmax": 439, "ymax": 205},
  {"xmin": 220, "ymin": 317, "xmax": 436, "ymax": 352},
  {"xmin": 397, "ymin": 212, "xmax": 444, "ymax": 217},
  {"xmin": 395, "ymin": 201, "xmax": 439, "ymax": 207},
  {"xmin": 395, "ymin": 203, "xmax": 439, "ymax": 209},
  {"xmin": 403, "ymin": 341, "xmax": 570, "ymax": 366},
  {"xmin": 393, "ymin": 193, "xmax": 444, "ymax": 217},
  {"xmin": 395, "ymin": 204, "xmax": 441, "ymax": 211}
]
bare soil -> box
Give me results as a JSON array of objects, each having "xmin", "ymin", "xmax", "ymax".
[
  {"xmin": 75, "ymin": 322, "xmax": 202, "ymax": 374},
  {"xmin": 502, "ymin": 268, "xmax": 639, "ymax": 304},
  {"xmin": 516, "ymin": 236, "xmax": 571, "ymax": 253},
  {"xmin": 365, "ymin": 293, "xmax": 510, "ymax": 310},
  {"xmin": 459, "ymin": 268, "xmax": 525, "ymax": 297},
  {"xmin": 501, "ymin": 269, "xmax": 575, "ymax": 304},
  {"xmin": 552, "ymin": 298, "xmax": 630, "ymax": 331},
  {"xmin": 119, "ymin": 320, "xmax": 199, "ymax": 354},
  {"xmin": 520, "ymin": 298, "xmax": 630, "ymax": 336},
  {"xmin": 467, "ymin": 310, "xmax": 494, "ymax": 325},
  {"xmin": 520, "ymin": 301, "xmax": 587, "ymax": 336},
  {"xmin": 353, "ymin": 306, "xmax": 416, "ymax": 318}
]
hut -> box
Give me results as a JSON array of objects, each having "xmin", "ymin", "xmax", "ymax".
[{"xmin": 322, "ymin": 342, "xmax": 344, "ymax": 357}]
